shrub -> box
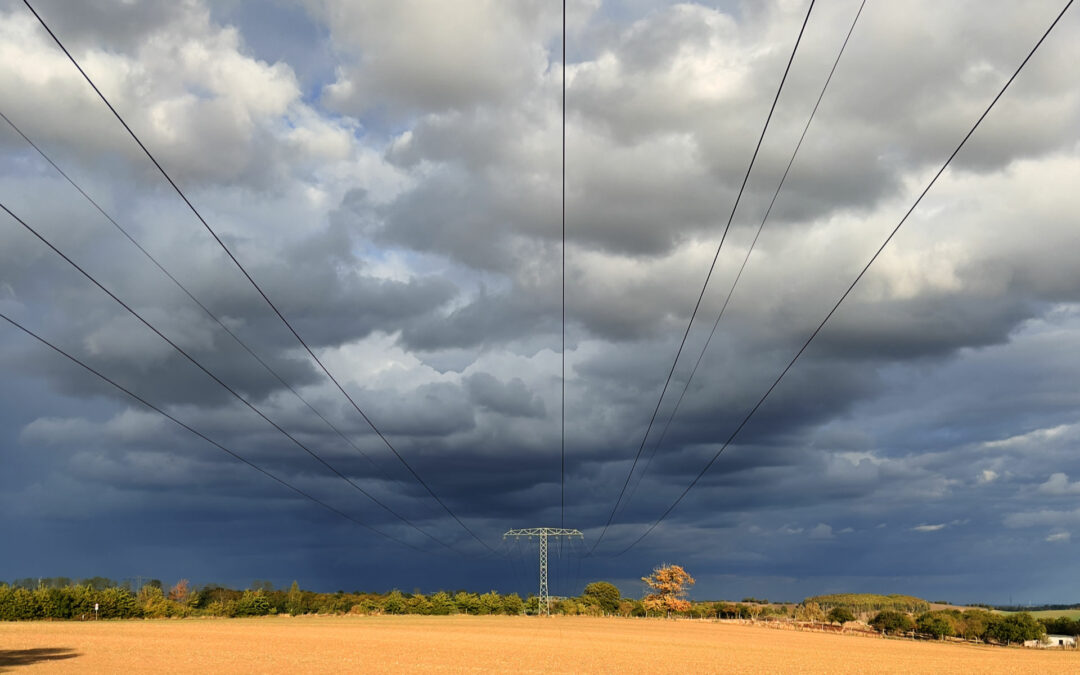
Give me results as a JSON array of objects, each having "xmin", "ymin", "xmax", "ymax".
[{"xmin": 827, "ymin": 607, "xmax": 856, "ymax": 625}]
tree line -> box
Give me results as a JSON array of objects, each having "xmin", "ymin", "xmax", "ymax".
[
  {"xmin": 2, "ymin": 572, "xmax": 1071, "ymax": 647},
  {"xmin": 0, "ymin": 578, "xmax": 652, "ymax": 620},
  {"xmin": 867, "ymin": 608, "xmax": 1049, "ymax": 644}
]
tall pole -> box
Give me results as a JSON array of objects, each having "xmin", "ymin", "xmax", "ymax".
[{"xmin": 504, "ymin": 528, "xmax": 583, "ymax": 617}]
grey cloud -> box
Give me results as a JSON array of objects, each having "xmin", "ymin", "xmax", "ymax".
[{"xmin": 465, "ymin": 372, "xmax": 546, "ymax": 419}]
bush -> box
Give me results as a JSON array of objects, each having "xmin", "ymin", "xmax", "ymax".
[{"xmin": 827, "ymin": 607, "xmax": 856, "ymax": 625}]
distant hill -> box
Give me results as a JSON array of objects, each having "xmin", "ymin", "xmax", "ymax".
[
  {"xmin": 993, "ymin": 603, "xmax": 1080, "ymax": 612},
  {"xmin": 804, "ymin": 593, "xmax": 930, "ymax": 615}
]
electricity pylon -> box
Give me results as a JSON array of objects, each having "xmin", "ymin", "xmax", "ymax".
[{"xmin": 504, "ymin": 527, "xmax": 584, "ymax": 616}]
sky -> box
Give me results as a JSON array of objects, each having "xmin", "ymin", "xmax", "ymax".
[{"xmin": 1, "ymin": 0, "xmax": 1078, "ymax": 605}]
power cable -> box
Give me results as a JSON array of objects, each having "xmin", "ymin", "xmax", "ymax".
[
  {"xmin": 0, "ymin": 310, "xmax": 426, "ymax": 553},
  {"xmin": 589, "ymin": 0, "xmax": 817, "ymax": 553},
  {"xmin": 613, "ymin": 0, "xmax": 1075, "ymax": 556},
  {"xmin": 22, "ymin": 0, "xmax": 492, "ymax": 553},
  {"xmin": 618, "ymin": 0, "xmax": 868, "ymax": 521},
  {"xmin": 560, "ymin": 0, "xmax": 567, "ymax": 530},
  {"xmin": 0, "ymin": 201, "xmax": 459, "ymax": 553},
  {"xmin": 0, "ymin": 108, "xmax": 433, "ymax": 517}
]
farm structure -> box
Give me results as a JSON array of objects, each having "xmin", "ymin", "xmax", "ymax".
[{"xmin": 1026, "ymin": 634, "xmax": 1078, "ymax": 648}]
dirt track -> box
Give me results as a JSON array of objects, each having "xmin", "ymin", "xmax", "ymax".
[{"xmin": 1, "ymin": 615, "xmax": 1075, "ymax": 673}]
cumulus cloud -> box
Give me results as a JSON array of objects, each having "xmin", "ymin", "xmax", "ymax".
[{"xmin": 1038, "ymin": 472, "xmax": 1080, "ymax": 495}]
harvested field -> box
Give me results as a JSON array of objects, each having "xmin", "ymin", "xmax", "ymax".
[{"xmin": 1, "ymin": 615, "xmax": 1075, "ymax": 674}]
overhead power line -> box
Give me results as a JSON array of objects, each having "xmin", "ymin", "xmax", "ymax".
[
  {"xmin": 613, "ymin": 0, "xmax": 1075, "ymax": 556},
  {"xmin": 0, "ymin": 310, "xmax": 426, "ymax": 554},
  {"xmin": 560, "ymin": 0, "xmax": 567, "ymax": 529},
  {"xmin": 0, "ymin": 108, "xmax": 429, "ymax": 518},
  {"xmin": 0, "ymin": 201, "xmax": 458, "ymax": 553},
  {"xmin": 22, "ymin": 0, "xmax": 491, "ymax": 552},
  {"xmin": 589, "ymin": 0, "xmax": 818, "ymax": 554},
  {"xmin": 619, "ymin": 0, "xmax": 869, "ymax": 524}
]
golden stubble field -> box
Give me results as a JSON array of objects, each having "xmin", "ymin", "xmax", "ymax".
[{"xmin": 0, "ymin": 615, "xmax": 1074, "ymax": 674}]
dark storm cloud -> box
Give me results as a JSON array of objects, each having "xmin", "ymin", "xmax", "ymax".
[{"xmin": 465, "ymin": 372, "xmax": 546, "ymax": 419}]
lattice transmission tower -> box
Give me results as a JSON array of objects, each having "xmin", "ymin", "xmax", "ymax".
[{"xmin": 504, "ymin": 528, "xmax": 583, "ymax": 616}]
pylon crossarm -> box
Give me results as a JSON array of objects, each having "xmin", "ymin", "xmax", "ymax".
[{"xmin": 503, "ymin": 527, "xmax": 583, "ymax": 538}]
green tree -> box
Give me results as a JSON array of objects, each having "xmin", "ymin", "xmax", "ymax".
[
  {"xmin": 0, "ymin": 586, "xmax": 41, "ymax": 620},
  {"xmin": 235, "ymin": 590, "xmax": 273, "ymax": 616},
  {"xmin": 582, "ymin": 582, "xmax": 621, "ymax": 614},
  {"xmin": 870, "ymin": 610, "xmax": 916, "ymax": 635},
  {"xmin": 917, "ymin": 612, "xmax": 956, "ymax": 639},
  {"xmin": 501, "ymin": 593, "xmax": 524, "ymax": 616},
  {"xmin": 68, "ymin": 585, "xmax": 95, "ymax": 618},
  {"xmin": 1040, "ymin": 616, "xmax": 1080, "ymax": 636},
  {"xmin": 286, "ymin": 581, "xmax": 304, "ymax": 616},
  {"xmin": 958, "ymin": 608, "xmax": 997, "ymax": 641},
  {"xmin": 407, "ymin": 593, "xmax": 434, "ymax": 615},
  {"xmin": 477, "ymin": 591, "xmax": 502, "ymax": 615},
  {"xmin": 429, "ymin": 591, "xmax": 455, "ymax": 615},
  {"xmin": 988, "ymin": 612, "xmax": 1044, "ymax": 645},
  {"xmin": 383, "ymin": 590, "xmax": 406, "ymax": 615},
  {"xmin": 139, "ymin": 586, "xmax": 174, "ymax": 618},
  {"xmin": 453, "ymin": 591, "xmax": 479, "ymax": 615},
  {"xmin": 523, "ymin": 594, "xmax": 540, "ymax": 615},
  {"xmin": 827, "ymin": 607, "xmax": 856, "ymax": 625},
  {"xmin": 795, "ymin": 602, "xmax": 825, "ymax": 623},
  {"xmin": 34, "ymin": 588, "xmax": 73, "ymax": 619},
  {"xmin": 98, "ymin": 587, "xmax": 140, "ymax": 619}
]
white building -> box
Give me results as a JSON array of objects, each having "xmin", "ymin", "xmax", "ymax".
[{"xmin": 1024, "ymin": 634, "xmax": 1077, "ymax": 648}]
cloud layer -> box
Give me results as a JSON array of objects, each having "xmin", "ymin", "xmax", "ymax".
[{"xmin": 1, "ymin": 0, "xmax": 1079, "ymax": 603}]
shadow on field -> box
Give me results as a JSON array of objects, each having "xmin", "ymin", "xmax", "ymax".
[{"xmin": 0, "ymin": 648, "xmax": 80, "ymax": 671}]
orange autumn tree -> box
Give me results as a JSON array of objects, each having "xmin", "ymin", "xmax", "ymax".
[{"xmin": 641, "ymin": 564, "xmax": 695, "ymax": 617}]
